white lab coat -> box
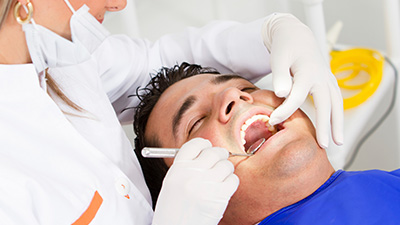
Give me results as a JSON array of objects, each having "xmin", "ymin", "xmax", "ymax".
[{"xmin": 0, "ymin": 17, "xmax": 271, "ymax": 224}]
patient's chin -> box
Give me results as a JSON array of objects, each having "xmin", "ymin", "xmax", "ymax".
[{"xmin": 270, "ymin": 139, "xmax": 318, "ymax": 178}]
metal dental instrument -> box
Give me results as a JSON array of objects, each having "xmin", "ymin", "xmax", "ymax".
[
  {"xmin": 142, "ymin": 138, "xmax": 266, "ymax": 158},
  {"xmin": 229, "ymin": 138, "xmax": 265, "ymax": 156}
]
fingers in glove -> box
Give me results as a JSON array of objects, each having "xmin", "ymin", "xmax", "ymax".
[
  {"xmin": 194, "ymin": 173, "xmax": 239, "ymax": 224},
  {"xmin": 329, "ymin": 82, "xmax": 344, "ymax": 145},
  {"xmin": 270, "ymin": 52, "xmax": 294, "ymax": 98},
  {"xmin": 220, "ymin": 173, "xmax": 240, "ymax": 198},
  {"xmin": 269, "ymin": 80, "xmax": 309, "ymax": 125},
  {"xmin": 311, "ymin": 85, "xmax": 331, "ymax": 149},
  {"xmin": 193, "ymin": 147, "xmax": 230, "ymax": 169},
  {"xmin": 209, "ymin": 173, "xmax": 240, "ymax": 202},
  {"xmin": 203, "ymin": 159, "xmax": 235, "ymax": 183},
  {"xmin": 201, "ymin": 173, "xmax": 239, "ymax": 203},
  {"xmin": 175, "ymin": 138, "xmax": 212, "ymax": 162}
]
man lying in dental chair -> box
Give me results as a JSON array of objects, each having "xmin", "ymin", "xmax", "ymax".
[{"xmin": 132, "ymin": 62, "xmax": 400, "ymax": 225}]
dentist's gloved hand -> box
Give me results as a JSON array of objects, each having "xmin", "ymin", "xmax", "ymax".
[
  {"xmin": 262, "ymin": 13, "xmax": 344, "ymax": 148},
  {"xmin": 152, "ymin": 138, "xmax": 239, "ymax": 225}
]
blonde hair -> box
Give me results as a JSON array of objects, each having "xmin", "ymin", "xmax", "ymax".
[
  {"xmin": 46, "ymin": 70, "xmax": 83, "ymax": 111},
  {"xmin": 0, "ymin": 0, "xmax": 13, "ymax": 30},
  {"xmin": 0, "ymin": 0, "xmax": 82, "ymax": 111}
]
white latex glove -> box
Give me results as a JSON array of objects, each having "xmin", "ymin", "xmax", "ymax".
[
  {"xmin": 262, "ymin": 13, "xmax": 344, "ymax": 148},
  {"xmin": 152, "ymin": 138, "xmax": 239, "ymax": 225}
]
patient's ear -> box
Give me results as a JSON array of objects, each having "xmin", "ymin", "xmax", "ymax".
[{"xmin": 164, "ymin": 158, "xmax": 174, "ymax": 167}]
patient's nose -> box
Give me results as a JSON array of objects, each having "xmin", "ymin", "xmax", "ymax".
[{"xmin": 216, "ymin": 88, "xmax": 253, "ymax": 123}]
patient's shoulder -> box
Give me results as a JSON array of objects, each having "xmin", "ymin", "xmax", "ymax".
[{"xmin": 338, "ymin": 169, "xmax": 400, "ymax": 184}]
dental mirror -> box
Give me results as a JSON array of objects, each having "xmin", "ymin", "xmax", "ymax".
[{"xmin": 229, "ymin": 138, "xmax": 266, "ymax": 156}]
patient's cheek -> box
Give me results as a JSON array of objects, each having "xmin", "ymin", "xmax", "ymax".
[
  {"xmin": 228, "ymin": 158, "xmax": 245, "ymax": 167},
  {"xmin": 252, "ymin": 90, "xmax": 285, "ymax": 107},
  {"xmin": 194, "ymin": 132, "xmax": 218, "ymax": 147}
]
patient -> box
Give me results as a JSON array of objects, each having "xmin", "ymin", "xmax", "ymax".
[{"xmin": 133, "ymin": 62, "xmax": 400, "ymax": 225}]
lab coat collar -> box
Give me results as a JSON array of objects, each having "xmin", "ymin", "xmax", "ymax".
[{"xmin": 0, "ymin": 64, "xmax": 44, "ymax": 91}]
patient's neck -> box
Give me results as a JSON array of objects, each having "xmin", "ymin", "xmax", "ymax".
[{"xmin": 219, "ymin": 148, "xmax": 335, "ymax": 225}]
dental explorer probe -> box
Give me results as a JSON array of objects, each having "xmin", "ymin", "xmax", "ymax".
[{"xmin": 142, "ymin": 138, "xmax": 265, "ymax": 158}]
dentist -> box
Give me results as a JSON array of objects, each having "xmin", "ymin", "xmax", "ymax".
[{"xmin": 0, "ymin": 0, "xmax": 343, "ymax": 224}]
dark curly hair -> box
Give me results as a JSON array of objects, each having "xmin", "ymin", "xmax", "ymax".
[{"xmin": 133, "ymin": 62, "xmax": 220, "ymax": 208}]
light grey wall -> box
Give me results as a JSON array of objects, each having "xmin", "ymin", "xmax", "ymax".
[
  {"xmin": 133, "ymin": 0, "xmax": 388, "ymax": 51},
  {"xmin": 106, "ymin": 0, "xmax": 400, "ymax": 171}
]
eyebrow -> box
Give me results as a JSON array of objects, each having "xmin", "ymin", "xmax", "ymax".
[
  {"xmin": 211, "ymin": 74, "xmax": 248, "ymax": 84},
  {"xmin": 172, "ymin": 95, "xmax": 197, "ymax": 137},
  {"xmin": 171, "ymin": 74, "xmax": 249, "ymax": 138}
]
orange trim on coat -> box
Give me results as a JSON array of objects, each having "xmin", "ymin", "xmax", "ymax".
[{"xmin": 72, "ymin": 191, "xmax": 103, "ymax": 225}]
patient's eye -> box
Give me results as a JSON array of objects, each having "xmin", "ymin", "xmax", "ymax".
[{"xmin": 188, "ymin": 116, "xmax": 205, "ymax": 135}]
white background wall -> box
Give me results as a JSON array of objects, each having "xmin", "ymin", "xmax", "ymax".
[{"xmin": 104, "ymin": 0, "xmax": 400, "ymax": 171}]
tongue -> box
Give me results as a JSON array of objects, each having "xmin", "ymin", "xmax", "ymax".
[{"xmin": 244, "ymin": 121, "xmax": 273, "ymax": 151}]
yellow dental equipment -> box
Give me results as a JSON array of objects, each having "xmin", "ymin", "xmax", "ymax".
[{"xmin": 330, "ymin": 48, "xmax": 384, "ymax": 110}]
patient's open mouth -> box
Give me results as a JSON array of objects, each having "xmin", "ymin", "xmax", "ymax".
[{"xmin": 240, "ymin": 114, "xmax": 278, "ymax": 153}]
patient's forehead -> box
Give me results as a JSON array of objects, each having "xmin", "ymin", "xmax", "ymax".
[{"xmin": 172, "ymin": 73, "xmax": 249, "ymax": 88}]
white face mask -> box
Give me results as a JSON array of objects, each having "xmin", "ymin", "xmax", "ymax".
[{"xmin": 22, "ymin": 1, "xmax": 110, "ymax": 74}]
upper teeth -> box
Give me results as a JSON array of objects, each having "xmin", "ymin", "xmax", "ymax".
[{"xmin": 240, "ymin": 114, "xmax": 276, "ymax": 147}]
